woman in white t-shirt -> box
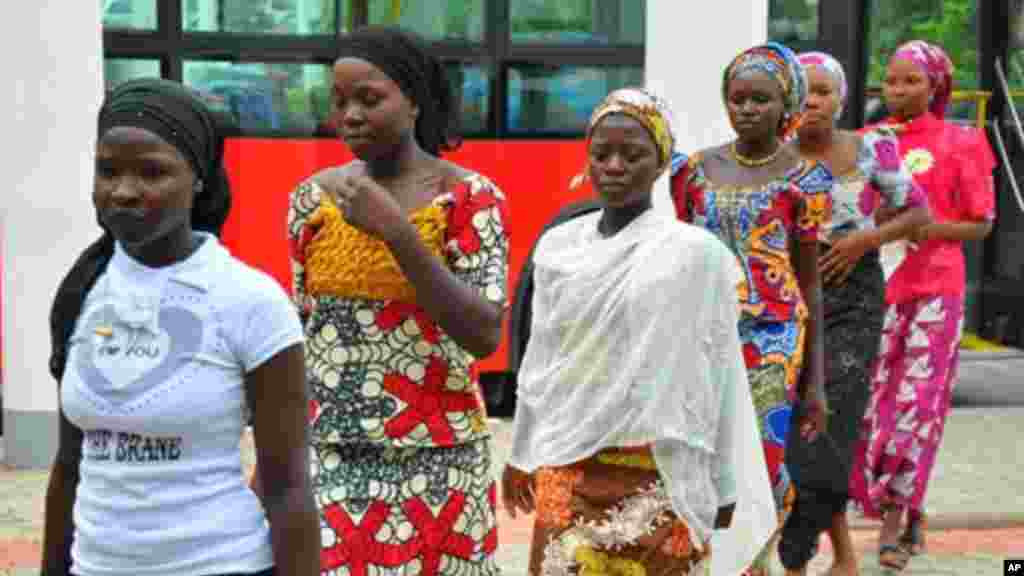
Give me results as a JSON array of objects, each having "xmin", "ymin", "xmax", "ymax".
[{"xmin": 42, "ymin": 78, "xmax": 319, "ymax": 576}]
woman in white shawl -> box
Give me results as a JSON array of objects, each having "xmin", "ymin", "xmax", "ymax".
[{"xmin": 502, "ymin": 87, "xmax": 773, "ymax": 575}]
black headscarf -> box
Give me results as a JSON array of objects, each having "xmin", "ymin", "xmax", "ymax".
[
  {"xmin": 97, "ymin": 78, "xmax": 234, "ymax": 234},
  {"xmin": 49, "ymin": 79, "xmax": 236, "ymax": 381},
  {"xmin": 335, "ymin": 26, "xmax": 461, "ymax": 155}
]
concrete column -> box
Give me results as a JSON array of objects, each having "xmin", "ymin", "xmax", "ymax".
[
  {"xmin": 645, "ymin": 3, "xmax": 778, "ymax": 574},
  {"xmin": 647, "ymin": 1, "xmax": 768, "ymax": 216},
  {"xmin": 2, "ymin": 3, "xmax": 104, "ymax": 468}
]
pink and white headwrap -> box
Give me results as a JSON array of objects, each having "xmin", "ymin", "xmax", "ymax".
[
  {"xmin": 798, "ymin": 51, "xmax": 847, "ymax": 120},
  {"xmin": 891, "ymin": 40, "xmax": 954, "ymax": 118}
]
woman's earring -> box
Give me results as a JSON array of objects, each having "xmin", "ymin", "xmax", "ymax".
[{"xmin": 194, "ymin": 179, "xmax": 205, "ymax": 193}]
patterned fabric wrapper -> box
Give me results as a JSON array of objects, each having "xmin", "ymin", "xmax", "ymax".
[
  {"xmin": 528, "ymin": 446, "xmax": 709, "ymax": 576},
  {"xmin": 851, "ymin": 295, "xmax": 964, "ymax": 518}
]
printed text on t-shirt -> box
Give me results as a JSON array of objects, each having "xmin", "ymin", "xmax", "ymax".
[{"xmin": 84, "ymin": 430, "xmax": 183, "ymax": 462}]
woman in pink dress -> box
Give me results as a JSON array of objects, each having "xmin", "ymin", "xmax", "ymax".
[{"xmin": 850, "ymin": 40, "xmax": 996, "ymax": 572}]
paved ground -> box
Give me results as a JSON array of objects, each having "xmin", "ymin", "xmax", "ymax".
[
  {"xmin": 3, "ymin": 407, "xmax": 1023, "ymax": 574},
  {"xmin": 953, "ymin": 349, "xmax": 1024, "ymax": 407}
]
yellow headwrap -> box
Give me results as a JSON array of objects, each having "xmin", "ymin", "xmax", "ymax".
[{"xmin": 571, "ymin": 87, "xmax": 678, "ymax": 190}]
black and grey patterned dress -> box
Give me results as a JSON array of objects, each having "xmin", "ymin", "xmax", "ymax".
[{"xmin": 781, "ymin": 128, "xmax": 924, "ymax": 568}]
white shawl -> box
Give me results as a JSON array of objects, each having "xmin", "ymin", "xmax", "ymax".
[{"xmin": 509, "ymin": 209, "xmax": 773, "ymax": 560}]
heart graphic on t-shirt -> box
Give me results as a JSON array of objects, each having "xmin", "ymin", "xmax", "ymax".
[
  {"xmin": 76, "ymin": 305, "xmax": 203, "ymax": 403},
  {"xmin": 92, "ymin": 328, "xmax": 172, "ymax": 390}
]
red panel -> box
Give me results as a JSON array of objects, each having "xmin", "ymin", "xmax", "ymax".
[{"xmin": 221, "ymin": 138, "xmax": 593, "ymax": 372}]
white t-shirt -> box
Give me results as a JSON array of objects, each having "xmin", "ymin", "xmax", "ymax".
[{"xmin": 61, "ymin": 233, "xmax": 304, "ymax": 576}]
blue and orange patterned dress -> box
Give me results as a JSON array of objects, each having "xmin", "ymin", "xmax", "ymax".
[{"xmin": 671, "ymin": 155, "xmax": 832, "ymax": 511}]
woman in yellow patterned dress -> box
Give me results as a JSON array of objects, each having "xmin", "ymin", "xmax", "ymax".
[
  {"xmin": 287, "ymin": 27, "xmax": 508, "ymax": 576},
  {"xmin": 504, "ymin": 87, "xmax": 766, "ymax": 576}
]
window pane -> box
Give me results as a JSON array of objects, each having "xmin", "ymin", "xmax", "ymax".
[
  {"xmin": 1012, "ymin": 0, "xmax": 1024, "ymax": 79},
  {"xmin": 507, "ymin": 65, "xmax": 643, "ymax": 134},
  {"xmin": 447, "ymin": 64, "xmax": 489, "ymax": 134},
  {"xmin": 863, "ymin": 1, "xmax": 980, "ymax": 123},
  {"xmin": 183, "ymin": 61, "xmax": 333, "ymax": 136},
  {"xmin": 768, "ymin": 0, "xmax": 818, "ymax": 53},
  {"xmin": 314, "ymin": 63, "xmax": 488, "ymax": 138},
  {"xmin": 865, "ymin": 0, "xmax": 980, "ymax": 89},
  {"xmin": 367, "ymin": 0, "xmax": 483, "ymax": 41},
  {"xmin": 1006, "ymin": 1, "xmax": 1024, "ymax": 120},
  {"xmin": 101, "ymin": 0, "xmax": 157, "ymax": 30},
  {"xmin": 104, "ymin": 58, "xmax": 161, "ymax": 91},
  {"xmin": 184, "ymin": 0, "xmax": 339, "ymax": 35},
  {"xmin": 510, "ymin": 0, "xmax": 644, "ymax": 44}
]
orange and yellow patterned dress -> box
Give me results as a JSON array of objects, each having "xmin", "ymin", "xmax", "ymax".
[
  {"xmin": 288, "ymin": 171, "xmax": 508, "ymax": 576},
  {"xmin": 529, "ymin": 447, "xmax": 709, "ymax": 576}
]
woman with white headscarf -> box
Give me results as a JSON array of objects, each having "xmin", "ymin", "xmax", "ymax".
[{"xmin": 502, "ymin": 87, "xmax": 768, "ymax": 575}]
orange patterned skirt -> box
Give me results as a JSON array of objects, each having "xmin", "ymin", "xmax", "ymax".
[{"xmin": 528, "ymin": 446, "xmax": 709, "ymax": 576}]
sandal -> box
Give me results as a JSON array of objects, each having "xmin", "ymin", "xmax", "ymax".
[
  {"xmin": 899, "ymin": 511, "xmax": 927, "ymax": 555},
  {"xmin": 879, "ymin": 544, "xmax": 910, "ymax": 572}
]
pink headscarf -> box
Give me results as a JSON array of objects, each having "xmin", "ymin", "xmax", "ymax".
[
  {"xmin": 891, "ymin": 40, "xmax": 954, "ymax": 118},
  {"xmin": 798, "ymin": 51, "xmax": 847, "ymax": 120}
]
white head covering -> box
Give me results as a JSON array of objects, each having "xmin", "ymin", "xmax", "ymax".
[{"xmin": 509, "ymin": 208, "xmax": 771, "ymax": 557}]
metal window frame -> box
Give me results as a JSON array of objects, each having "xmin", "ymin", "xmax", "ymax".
[
  {"xmin": 815, "ymin": 1, "xmax": 869, "ymax": 129},
  {"xmin": 499, "ymin": 58, "xmax": 645, "ymax": 139},
  {"xmin": 978, "ymin": 0, "xmax": 1011, "ymax": 282},
  {"xmin": 103, "ymin": 0, "xmax": 645, "ymax": 139},
  {"xmin": 496, "ymin": 0, "xmax": 644, "ymax": 138}
]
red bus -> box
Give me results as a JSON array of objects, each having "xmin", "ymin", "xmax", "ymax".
[{"xmin": 97, "ymin": 0, "xmax": 1024, "ymax": 417}]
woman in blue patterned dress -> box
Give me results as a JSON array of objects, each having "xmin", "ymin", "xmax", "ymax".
[{"xmin": 671, "ymin": 42, "xmax": 830, "ymax": 575}]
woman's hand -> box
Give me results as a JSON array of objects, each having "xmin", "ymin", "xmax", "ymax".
[
  {"xmin": 321, "ymin": 174, "xmax": 410, "ymax": 242},
  {"xmin": 819, "ymin": 230, "xmax": 879, "ymax": 286},
  {"xmin": 501, "ymin": 465, "xmax": 536, "ymax": 519},
  {"xmin": 714, "ymin": 503, "xmax": 736, "ymax": 529},
  {"xmin": 798, "ymin": 396, "xmax": 829, "ymax": 443}
]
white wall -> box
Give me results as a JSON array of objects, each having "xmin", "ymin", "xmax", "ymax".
[
  {"xmin": 645, "ymin": 3, "xmax": 776, "ymax": 574},
  {"xmin": 2, "ymin": 2, "xmax": 104, "ymax": 467},
  {"xmin": 647, "ymin": 1, "xmax": 768, "ymax": 216}
]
